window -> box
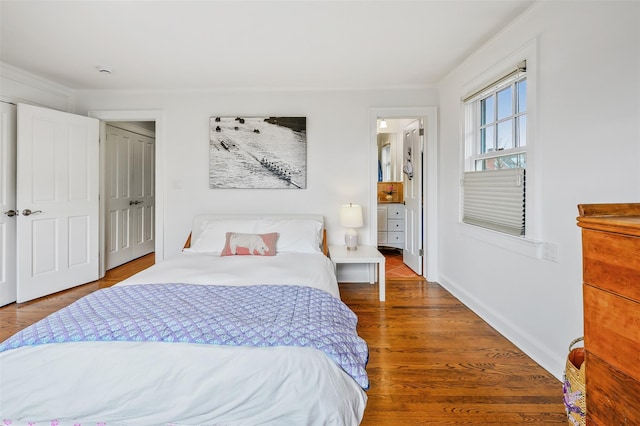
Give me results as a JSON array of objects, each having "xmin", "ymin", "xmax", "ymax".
[{"xmin": 462, "ymin": 61, "xmax": 527, "ymax": 236}]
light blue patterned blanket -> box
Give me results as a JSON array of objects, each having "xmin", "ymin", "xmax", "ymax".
[{"xmin": 0, "ymin": 283, "xmax": 369, "ymax": 389}]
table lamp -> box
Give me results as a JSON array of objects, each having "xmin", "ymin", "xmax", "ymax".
[{"xmin": 340, "ymin": 203, "xmax": 363, "ymax": 251}]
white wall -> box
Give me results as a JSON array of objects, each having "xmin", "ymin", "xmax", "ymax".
[
  {"xmin": 437, "ymin": 0, "xmax": 640, "ymax": 379},
  {"xmin": 73, "ymin": 88, "xmax": 438, "ymax": 272}
]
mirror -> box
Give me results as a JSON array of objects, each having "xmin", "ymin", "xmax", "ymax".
[
  {"xmin": 377, "ymin": 133, "xmax": 397, "ymax": 182},
  {"xmin": 377, "ymin": 118, "xmax": 420, "ymax": 183}
]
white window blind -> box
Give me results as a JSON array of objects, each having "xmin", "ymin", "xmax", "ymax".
[{"xmin": 463, "ymin": 168, "xmax": 525, "ymax": 236}]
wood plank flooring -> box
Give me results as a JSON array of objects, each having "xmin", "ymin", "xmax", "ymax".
[
  {"xmin": 340, "ymin": 280, "xmax": 567, "ymax": 425},
  {"xmin": 0, "ymin": 254, "xmax": 155, "ymax": 341},
  {"xmin": 0, "ymin": 255, "xmax": 567, "ymax": 424}
]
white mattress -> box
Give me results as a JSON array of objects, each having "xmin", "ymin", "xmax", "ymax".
[{"xmin": 0, "ymin": 252, "xmax": 367, "ymax": 425}]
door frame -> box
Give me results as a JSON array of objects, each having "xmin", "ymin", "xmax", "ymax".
[
  {"xmin": 0, "ymin": 101, "xmax": 17, "ymax": 306},
  {"xmin": 89, "ymin": 110, "xmax": 164, "ymax": 278},
  {"xmin": 369, "ymin": 107, "xmax": 438, "ymax": 282}
]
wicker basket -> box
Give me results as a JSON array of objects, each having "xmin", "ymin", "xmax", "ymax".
[{"xmin": 563, "ymin": 337, "xmax": 586, "ymax": 426}]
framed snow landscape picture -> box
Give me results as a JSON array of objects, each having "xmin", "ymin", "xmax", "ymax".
[{"xmin": 209, "ymin": 116, "xmax": 307, "ymax": 189}]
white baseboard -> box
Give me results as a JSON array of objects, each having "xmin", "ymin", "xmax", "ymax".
[{"xmin": 438, "ymin": 273, "xmax": 564, "ymax": 381}]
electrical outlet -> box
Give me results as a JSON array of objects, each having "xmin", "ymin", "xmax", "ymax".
[{"xmin": 543, "ymin": 242, "xmax": 559, "ymax": 262}]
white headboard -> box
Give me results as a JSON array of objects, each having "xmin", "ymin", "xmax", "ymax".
[{"xmin": 190, "ymin": 214, "xmax": 325, "ymax": 245}]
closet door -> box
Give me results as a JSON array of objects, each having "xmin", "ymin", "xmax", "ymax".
[
  {"xmin": 0, "ymin": 102, "xmax": 17, "ymax": 306},
  {"xmin": 106, "ymin": 125, "xmax": 154, "ymax": 270},
  {"xmin": 131, "ymin": 129, "xmax": 154, "ymax": 259}
]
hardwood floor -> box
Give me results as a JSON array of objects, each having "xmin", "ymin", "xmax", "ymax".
[
  {"xmin": 340, "ymin": 280, "xmax": 567, "ymax": 425},
  {"xmin": 0, "ymin": 255, "xmax": 566, "ymax": 424},
  {"xmin": 0, "ymin": 254, "xmax": 155, "ymax": 341}
]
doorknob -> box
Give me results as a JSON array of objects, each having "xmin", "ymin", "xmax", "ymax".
[
  {"xmin": 3, "ymin": 210, "xmax": 18, "ymax": 217},
  {"xmin": 129, "ymin": 200, "xmax": 142, "ymax": 205},
  {"xmin": 22, "ymin": 209, "xmax": 42, "ymax": 216}
]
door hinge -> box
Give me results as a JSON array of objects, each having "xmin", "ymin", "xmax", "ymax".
[
  {"xmin": 419, "ymin": 248, "xmax": 424, "ymax": 256},
  {"xmin": 419, "ymin": 128, "xmax": 424, "ymax": 136}
]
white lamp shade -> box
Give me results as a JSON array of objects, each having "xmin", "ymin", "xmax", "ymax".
[{"xmin": 340, "ymin": 204, "xmax": 363, "ymax": 228}]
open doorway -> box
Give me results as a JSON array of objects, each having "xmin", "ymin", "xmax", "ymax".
[
  {"xmin": 369, "ymin": 107, "xmax": 438, "ymax": 282},
  {"xmin": 376, "ymin": 118, "xmax": 423, "ymax": 276},
  {"xmin": 89, "ymin": 109, "xmax": 164, "ymax": 278}
]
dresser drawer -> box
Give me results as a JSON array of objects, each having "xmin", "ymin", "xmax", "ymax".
[
  {"xmin": 583, "ymin": 229, "xmax": 640, "ymax": 302},
  {"xmin": 585, "ymin": 352, "xmax": 640, "ymax": 426},
  {"xmin": 388, "ymin": 219, "xmax": 403, "ymax": 232},
  {"xmin": 584, "ymin": 284, "xmax": 640, "ymax": 381},
  {"xmin": 388, "ymin": 205, "xmax": 404, "ymax": 219},
  {"xmin": 377, "ymin": 232, "xmax": 387, "ymax": 244},
  {"xmin": 387, "ymin": 232, "xmax": 403, "ymax": 244}
]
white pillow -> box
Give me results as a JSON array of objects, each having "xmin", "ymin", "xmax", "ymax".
[
  {"xmin": 189, "ymin": 220, "xmax": 258, "ymax": 253},
  {"xmin": 256, "ymin": 219, "xmax": 322, "ymax": 253}
]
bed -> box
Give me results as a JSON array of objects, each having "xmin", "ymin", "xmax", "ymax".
[{"xmin": 0, "ymin": 214, "xmax": 369, "ymax": 425}]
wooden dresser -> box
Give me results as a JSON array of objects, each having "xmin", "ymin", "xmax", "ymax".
[{"xmin": 577, "ymin": 203, "xmax": 640, "ymax": 425}]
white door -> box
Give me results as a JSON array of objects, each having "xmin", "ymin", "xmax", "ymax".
[
  {"xmin": 17, "ymin": 103, "xmax": 99, "ymax": 303},
  {"xmin": 403, "ymin": 120, "xmax": 423, "ymax": 275},
  {"xmin": 0, "ymin": 102, "xmax": 17, "ymax": 306},
  {"xmin": 105, "ymin": 125, "xmax": 154, "ymax": 270},
  {"xmin": 131, "ymin": 129, "xmax": 155, "ymax": 259}
]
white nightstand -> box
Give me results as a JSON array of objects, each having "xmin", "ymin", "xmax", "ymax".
[{"xmin": 329, "ymin": 245, "xmax": 386, "ymax": 301}]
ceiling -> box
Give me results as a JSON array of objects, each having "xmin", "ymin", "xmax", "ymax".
[{"xmin": 0, "ymin": 0, "xmax": 535, "ymax": 91}]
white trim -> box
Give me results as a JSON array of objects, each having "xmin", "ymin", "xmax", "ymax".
[
  {"xmin": 107, "ymin": 121, "xmax": 155, "ymax": 138},
  {"xmin": 0, "ymin": 62, "xmax": 75, "ymax": 112},
  {"xmin": 369, "ymin": 106, "xmax": 438, "ymax": 282},
  {"xmin": 459, "ymin": 221, "xmax": 543, "ymax": 260},
  {"xmin": 88, "ymin": 110, "xmax": 165, "ymax": 277},
  {"xmin": 462, "ymin": 60, "xmax": 526, "ymax": 103}
]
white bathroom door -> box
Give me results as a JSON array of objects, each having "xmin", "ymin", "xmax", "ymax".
[
  {"xmin": 16, "ymin": 103, "xmax": 99, "ymax": 303},
  {"xmin": 0, "ymin": 102, "xmax": 17, "ymax": 306},
  {"xmin": 403, "ymin": 120, "xmax": 423, "ymax": 275}
]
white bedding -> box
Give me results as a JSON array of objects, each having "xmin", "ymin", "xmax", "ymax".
[
  {"xmin": 1, "ymin": 344, "xmax": 366, "ymax": 425},
  {"xmin": 0, "ymin": 251, "xmax": 367, "ymax": 425},
  {"xmin": 119, "ymin": 250, "xmax": 341, "ymax": 298}
]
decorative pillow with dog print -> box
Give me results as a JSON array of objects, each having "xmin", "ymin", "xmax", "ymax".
[{"xmin": 221, "ymin": 232, "xmax": 279, "ymax": 256}]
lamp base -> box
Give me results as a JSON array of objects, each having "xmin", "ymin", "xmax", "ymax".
[{"xmin": 345, "ymin": 231, "xmax": 358, "ymax": 251}]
